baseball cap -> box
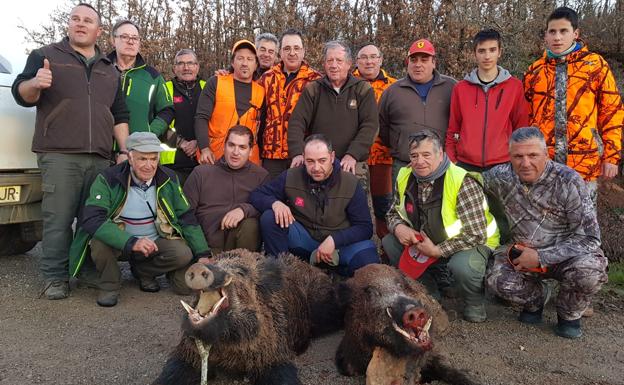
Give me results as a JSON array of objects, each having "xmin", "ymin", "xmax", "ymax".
[
  {"xmin": 408, "ymin": 39, "xmax": 435, "ymax": 57},
  {"xmin": 232, "ymin": 39, "xmax": 257, "ymax": 55},
  {"xmin": 126, "ymin": 132, "xmax": 164, "ymax": 153},
  {"xmin": 398, "ymin": 245, "xmax": 437, "ymax": 279}
]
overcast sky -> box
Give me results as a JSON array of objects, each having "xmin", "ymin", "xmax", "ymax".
[{"xmin": 1, "ymin": 1, "xmax": 62, "ymax": 59}]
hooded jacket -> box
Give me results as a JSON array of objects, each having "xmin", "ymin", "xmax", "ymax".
[
  {"xmin": 446, "ymin": 67, "xmax": 529, "ymax": 168},
  {"xmin": 524, "ymin": 45, "xmax": 623, "ymax": 181}
]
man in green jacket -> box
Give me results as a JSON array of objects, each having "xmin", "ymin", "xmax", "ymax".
[
  {"xmin": 69, "ymin": 132, "xmax": 210, "ymax": 307},
  {"xmin": 108, "ymin": 19, "xmax": 174, "ymax": 138}
]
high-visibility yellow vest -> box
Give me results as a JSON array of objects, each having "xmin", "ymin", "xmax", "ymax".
[
  {"xmin": 395, "ymin": 163, "xmax": 499, "ymax": 250},
  {"xmin": 160, "ymin": 79, "xmax": 206, "ymax": 165}
]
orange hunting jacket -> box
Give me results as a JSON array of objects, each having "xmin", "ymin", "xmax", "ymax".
[
  {"xmin": 524, "ymin": 45, "xmax": 623, "ymax": 180},
  {"xmin": 259, "ymin": 62, "xmax": 321, "ymax": 160},
  {"xmin": 353, "ymin": 68, "xmax": 397, "ymax": 165}
]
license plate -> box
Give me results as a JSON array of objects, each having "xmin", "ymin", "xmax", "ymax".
[{"xmin": 0, "ymin": 185, "xmax": 21, "ymax": 203}]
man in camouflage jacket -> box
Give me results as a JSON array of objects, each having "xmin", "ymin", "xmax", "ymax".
[{"xmin": 483, "ymin": 127, "xmax": 608, "ymax": 339}]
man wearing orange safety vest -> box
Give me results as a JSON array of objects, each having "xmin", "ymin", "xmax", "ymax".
[
  {"xmin": 194, "ymin": 40, "xmax": 265, "ymax": 165},
  {"xmin": 353, "ymin": 44, "xmax": 396, "ymax": 239}
]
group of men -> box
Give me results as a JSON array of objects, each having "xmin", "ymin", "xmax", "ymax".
[{"xmin": 12, "ymin": 2, "xmax": 622, "ymax": 340}]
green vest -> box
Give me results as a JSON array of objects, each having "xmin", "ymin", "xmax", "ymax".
[
  {"xmin": 395, "ymin": 163, "xmax": 499, "ymax": 250},
  {"xmin": 160, "ymin": 79, "xmax": 206, "ymax": 165}
]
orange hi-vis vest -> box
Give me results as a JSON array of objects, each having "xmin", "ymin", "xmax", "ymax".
[{"xmin": 208, "ymin": 74, "xmax": 265, "ymax": 164}]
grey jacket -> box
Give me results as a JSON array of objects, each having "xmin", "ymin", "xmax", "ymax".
[
  {"xmin": 482, "ymin": 161, "xmax": 603, "ymax": 266},
  {"xmin": 378, "ymin": 70, "xmax": 456, "ymax": 162}
]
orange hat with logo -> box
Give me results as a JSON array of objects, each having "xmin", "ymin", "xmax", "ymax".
[{"xmin": 408, "ymin": 39, "xmax": 436, "ymax": 57}]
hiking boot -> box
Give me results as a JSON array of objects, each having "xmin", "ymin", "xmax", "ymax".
[
  {"xmin": 96, "ymin": 290, "xmax": 120, "ymax": 307},
  {"xmin": 555, "ymin": 317, "xmax": 582, "ymax": 339},
  {"xmin": 139, "ymin": 277, "xmax": 160, "ymax": 293},
  {"xmin": 519, "ymin": 280, "xmax": 552, "ymax": 324},
  {"xmin": 463, "ymin": 304, "xmax": 487, "ymax": 323},
  {"xmin": 518, "ymin": 307, "xmax": 543, "ymax": 324},
  {"xmin": 43, "ymin": 280, "xmax": 69, "ymax": 300}
]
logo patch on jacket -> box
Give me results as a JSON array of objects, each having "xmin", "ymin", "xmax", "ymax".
[
  {"xmin": 173, "ymin": 95, "xmax": 184, "ymax": 104},
  {"xmin": 348, "ymin": 99, "xmax": 357, "ymax": 109},
  {"xmin": 295, "ymin": 197, "xmax": 305, "ymax": 207},
  {"xmin": 406, "ymin": 202, "xmax": 414, "ymax": 214}
]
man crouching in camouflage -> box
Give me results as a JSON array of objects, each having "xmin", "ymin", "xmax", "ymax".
[{"xmin": 483, "ymin": 127, "xmax": 608, "ymax": 339}]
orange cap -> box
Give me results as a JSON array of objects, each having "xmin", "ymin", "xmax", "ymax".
[{"xmin": 232, "ymin": 39, "xmax": 256, "ymax": 55}]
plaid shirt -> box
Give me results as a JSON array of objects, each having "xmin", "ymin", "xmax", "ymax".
[{"xmin": 387, "ymin": 174, "xmax": 488, "ymax": 258}]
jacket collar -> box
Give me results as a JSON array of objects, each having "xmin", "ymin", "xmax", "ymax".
[
  {"xmin": 106, "ymin": 50, "xmax": 147, "ymax": 69},
  {"xmin": 56, "ymin": 37, "xmax": 109, "ymax": 64},
  {"xmin": 352, "ymin": 68, "xmax": 391, "ymax": 83},
  {"xmin": 398, "ymin": 69, "xmax": 446, "ymax": 88},
  {"xmin": 319, "ymin": 72, "xmax": 361, "ymax": 93},
  {"xmin": 216, "ymin": 156, "xmax": 252, "ymax": 173},
  {"xmin": 113, "ymin": 161, "xmax": 173, "ymax": 189}
]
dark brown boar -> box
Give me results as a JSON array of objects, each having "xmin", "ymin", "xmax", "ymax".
[
  {"xmin": 153, "ymin": 249, "xmax": 343, "ymax": 385},
  {"xmin": 336, "ymin": 263, "xmax": 481, "ymax": 385}
]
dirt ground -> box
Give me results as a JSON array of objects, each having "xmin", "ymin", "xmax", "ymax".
[{"xmin": 1, "ymin": 245, "xmax": 623, "ymax": 385}]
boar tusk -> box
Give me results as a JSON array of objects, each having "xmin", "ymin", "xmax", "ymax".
[
  {"xmin": 423, "ymin": 317, "xmax": 432, "ymax": 333},
  {"xmin": 180, "ymin": 300, "xmax": 194, "ymax": 314}
]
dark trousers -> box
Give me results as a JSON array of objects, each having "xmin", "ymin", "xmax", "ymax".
[
  {"xmin": 260, "ymin": 209, "xmax": 379, "ymax": 276},
  {"xmin": 37, "ymin": 153, "xmax": 110, "ymax": 282},
  {"xmin": 90, "ymin": 237, "xmax": 193, "ymax": 291},
  {"xmin": 210, "ymin": 218, "xmax": 261, "ymax": 254}
]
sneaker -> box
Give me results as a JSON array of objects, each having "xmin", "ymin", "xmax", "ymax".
[
  {"xmin": 463, "ymin": 304, "xmax": 487, "ymax": 323},
  {"xmin": 43, "ymin": 280, "xmax": 69, "ymax": 300},
  {"xmin": 555, "ymin": 317, "xmax": 582, "ymax": 339},
  {"xmin": 139, "ymin": 277, "xmax": 160, "ymax": 293},
  {"xmin": 96, "ymin": 290, "xmax": 120, "ymax": 307}
]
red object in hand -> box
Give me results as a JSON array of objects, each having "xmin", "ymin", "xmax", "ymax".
[{"xmin": 398, "ymin": 244, "xmax": 436, "ymax": 279}]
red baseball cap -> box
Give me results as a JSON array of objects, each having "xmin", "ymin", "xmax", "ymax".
[
  {"xmin": 398, "ymin": 245, "xmax": 437, "ymax": 279},
  {"xmin": 408, "ymin": 39, "xmax": 435, "ymax": 57}
]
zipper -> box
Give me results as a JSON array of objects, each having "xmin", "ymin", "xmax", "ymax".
[
  {"xmin": 481, "ymin": 90, "xmax": 489, "ymax": 168},
  {"xmin": 156, "ymin": 178, "xmax": 185, "ymax": 239},
  {"xmin": 85, "ymin": 72, "xmax": 92, "ymax": 153}
]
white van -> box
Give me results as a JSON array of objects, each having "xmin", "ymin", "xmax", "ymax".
[{"xmin": 0, "ymin": 53, "xmax": 42, "ymax": 255}]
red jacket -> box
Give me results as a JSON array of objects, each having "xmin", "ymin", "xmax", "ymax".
[{"xmin": 446, "ymin": 68, "xmax": 529, "ymax": 168}]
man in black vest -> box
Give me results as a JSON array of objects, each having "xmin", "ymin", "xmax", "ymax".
[
  {"xmin": 163, "ymin": 48, "xmax": 204, "ymax": 185},
  {"xmin": 250, "ymin": 134, "xmax": 378, "ymax": 276}
]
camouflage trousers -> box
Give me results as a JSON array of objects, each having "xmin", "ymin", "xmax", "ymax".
[
  {"xmin": 486, "ymin": 248, "xmax": 608, "ymax": 320},
  {"xmin": 354, "ymin": 161, "xmax": 370, "ymax": 196}
]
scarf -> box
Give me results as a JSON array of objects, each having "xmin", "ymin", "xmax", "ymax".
[
  {"xmin": 412, "ymin": 153, "xmax": 451, "ymax": 183},
  {"xmin": 547, "ymin": 41, "xmax": 582, "ymax": 59}
]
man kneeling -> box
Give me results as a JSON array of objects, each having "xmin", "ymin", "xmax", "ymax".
[
  {"xmin": 382, "ymin": 130, "xmax": 499, "ymax": 323},
  {"xmin": 250, "ymin": 134, "xmax": 379, "ymax": 276},
  {"xmin": 183, "ymin": 125, "xmax": 269, "ymax": 254},
  {"xmin": 70, "ymin": 132, "xmax": 210, "ymax": 307},
  {"xmin": 483, "ymin": 127, "xmax": 608, "ymax": 338}
]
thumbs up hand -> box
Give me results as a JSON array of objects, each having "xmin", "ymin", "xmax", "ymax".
[{"xmin": 34, "ymin": 58, "xmax": 53, "ymax": 89}]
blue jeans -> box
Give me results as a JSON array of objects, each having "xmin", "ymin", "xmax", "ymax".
[{"xmin": 260, "ymin": 210, "xmax": 379, "ymax": 276}]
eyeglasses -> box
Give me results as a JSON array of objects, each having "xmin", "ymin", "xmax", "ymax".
[
  {"xmin": 175, "ymin": 61, "xmax": 198, "ymax": 67},
  {"xmin": 115, "ymin": 34, "xmax": 140, "ymax": 43},
  {"xmin": 282, "ymin": 46, "xmax": 303, "ymax": 53},
  {"xmin": 357, "ymin": 54, "xmax": 381, "ymax": 60}
]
